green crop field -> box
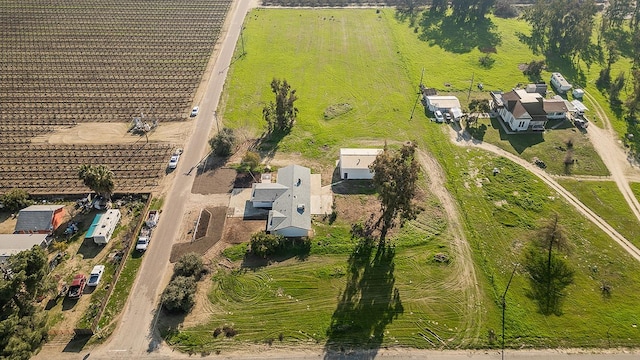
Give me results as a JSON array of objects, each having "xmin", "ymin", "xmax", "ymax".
[{"xmin": 168, "ymin": 9, "xmax": 640, "ymax": 352}]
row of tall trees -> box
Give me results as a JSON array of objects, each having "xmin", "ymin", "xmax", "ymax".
[
  {"xmin": 523, "ymin": 0, "xmax": 640, "ymax": 118},
  {"xmin": 523, "ymin": 0, "xmax": 598, "ymax": 66}
]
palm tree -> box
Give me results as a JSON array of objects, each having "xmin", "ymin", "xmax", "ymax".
[{"xmin": 77, "ymin": 164, "xmax": 115, "ymax": 199}]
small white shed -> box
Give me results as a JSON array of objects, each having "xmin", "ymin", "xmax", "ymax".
[
  {"xmin": 339, "ymin": 148, "xmax": 383, "ymax": 180},
  {"xmin": 424, "ymin": 96, "xmax": 462, "ymax": 112}
]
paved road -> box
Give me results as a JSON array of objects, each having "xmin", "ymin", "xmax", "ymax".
[{"xmin": 88, "ymin": 0, "xmax": 257, "ymax": 358}]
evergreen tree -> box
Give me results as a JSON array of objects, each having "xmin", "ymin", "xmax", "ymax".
[
  {"xmin": 263, "ymin": 79, "xmax": 298, "ymax": 134},
  {"xmin": 370, "ymin": 142, "xmax": 421, "ymax": 241}
]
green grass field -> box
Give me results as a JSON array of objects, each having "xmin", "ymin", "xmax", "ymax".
[
  {"xmin": 557, "ymin": 179, "xmax": 640, "ymax": 248},
  {"xmin": 474, "ymin": 117, "xmax": 609, "ymax": 176},
  {"xmin": 169, "ymin": 8, "xmax": 640, "ymax": 352}
]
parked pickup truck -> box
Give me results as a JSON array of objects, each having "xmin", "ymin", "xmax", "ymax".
[
  {"xmin": 136, "ymin": 227, "xmax": 152, "ymax": 252},
  {"xmin": 67, "ymin": 274, "xmax": 87, "ymax": 299},
  {"xmin": 145, "ymin": 210, "xmax": 160, "ymax": 228}
]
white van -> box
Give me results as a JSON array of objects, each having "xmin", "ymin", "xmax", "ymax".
[{"xmin": 434, "ymin": 110, "xmax": 444, "ymax": 123}]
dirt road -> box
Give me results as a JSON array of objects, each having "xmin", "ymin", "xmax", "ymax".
[
  {"xmin": 582, "ymin": 91, "xmax": 640, "ymax": 224},
  {"xmin": 417, "ymin": 150, "xmax": 483, "ymax": 346},
  {"xmin": 448, "ymin": 127, "xmax": 640, "ymax": 263}
]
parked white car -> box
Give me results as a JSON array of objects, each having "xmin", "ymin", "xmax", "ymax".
[
  {"xmin": 190, "ymin": 106, "xmax": 199, "ymax": 117},
  {"xmin": 168, "ymin": 154, "xmax": 180, "ymax": 169},
  {"xmin": 136, "ymin": 236, "xmax": 150, "ymax": 252},
  {"xmin": 434, "ymin": 110, "xmax": 444, "ymax": 123},
  {"xmin": 87, "ymin": 265, "xmax": 105, "ymax": 287}
]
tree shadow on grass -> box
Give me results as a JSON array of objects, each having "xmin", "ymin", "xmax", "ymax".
[
  {"xmin": 240, "ymin": 238, "xmax": 311, "ymax": 269},
  {"xmin": 324, "ymin": 238, "xmax": 403, "ymax": 359},
  {"xmin": 258, "ymin": 129, "xmax": 289, "ymax": 162},
  {"xmin": 492, "ymin": 117, "xmax": 545, "ymax": 154},
  {"xmin": 155, "ymin": 307, "xmax": 187, "ymax": 353},
  {"xmin": 417, "ymin": 12, "xmax": 501, "ymax": 54},
  {"xmin": 466, "ymin": 123, "xmax": 488, "ymax": 141}
]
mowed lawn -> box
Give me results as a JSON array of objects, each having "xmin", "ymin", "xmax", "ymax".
[
  {"xmin": 221, "ymin": 8, "xmax": 424, "ymax": 163},
  {"xmin": 168, "ymin": 9, "xmax": 640, "ymax": 352}
]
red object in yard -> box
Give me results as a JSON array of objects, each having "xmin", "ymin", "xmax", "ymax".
[{"xmin": 67, "ymin": 274, "xmax": 87, "ymax": 299}]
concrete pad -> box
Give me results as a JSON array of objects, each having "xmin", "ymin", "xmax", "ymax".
[
  {"xmin": 310, "ymin": 174, "xmax": 333, "ymax": 215},
  {"xmin": 228, "ymin": 188, "xmax": 268, "ymax": 219}
]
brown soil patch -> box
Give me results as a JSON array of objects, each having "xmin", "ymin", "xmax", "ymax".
[
  {"xmin": 32, "ymin": 122, "xmax": 191, "ymax": 146},
  {"xmin": 194, "ymin": 209, "xmax": 211, "ymax": 239},
  {"xmin": 221, "ymin": 218, "xmax": 266, "ymax": 245},
  {"xmin": 170, "ymin": 206, "xmax": 227, "ymax": 262},
  {"xmin": 191, "ymin": 166, "xmax": 237, "ymax": 195},
  {"xmin": 333, "ymin": 194, "xmax": 380, "ymax": 225}
]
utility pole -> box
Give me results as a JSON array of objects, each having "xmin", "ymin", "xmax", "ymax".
[
  {"xmin": 240, "ymin": 27, "xmax": 246, "ymax": 57},
  {"xmin": 468, "ymin": 72, "xmax": 475, "ymax": 101},
  {"xmin": 502, "ymin": 263, "xmax": 519, "ymax": 360},
  {"xmin": 410, "ymin": 68, "xmax": 425, "ymax": 121},
  {"xmin": 213, "ymin": 110, "xmax": 220, "ymax": 133}
]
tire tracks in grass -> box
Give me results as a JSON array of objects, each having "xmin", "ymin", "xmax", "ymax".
[
  {"xmin": 416, "ymin": 149, "xmax": 483, "ymax": 347},
  {"xmin": 448, "ymin": 127, "xmax": 640, "ymax": 263}
]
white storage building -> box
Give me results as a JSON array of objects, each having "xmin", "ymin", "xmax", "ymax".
[
  {"xmin": 339, "ymin": 148, "xmax": 383, "ymax": 180},
  {"xmin": 0, "ymin": 234, "xmax": 49, "ymax": 263}
]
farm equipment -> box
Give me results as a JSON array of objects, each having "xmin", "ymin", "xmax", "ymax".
[{"xmin": 129, "ymin": 116, "xmax": 158, "ymax": 135}]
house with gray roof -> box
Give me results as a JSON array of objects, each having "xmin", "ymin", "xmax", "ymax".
[
  {"xmin": 14, "ymin": 205, "xmax": 65, "ymax": 234},
  {"xmin": 250, "ymin": 164, "xmax": 312, "ymax": 237},
  {"xmin": 251, "ymin": 183, "xmax": 289, "ymax": 208}
]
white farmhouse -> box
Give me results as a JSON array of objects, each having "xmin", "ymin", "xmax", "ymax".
[{"xmin": 339, "ymin": 148, "xmax": 383, "ymax": 180}]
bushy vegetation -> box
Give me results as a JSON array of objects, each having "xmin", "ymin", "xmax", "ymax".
[
  {"xmin": 249, "ymin": 232, "xmax": 310, "ymax": 259},
  {"xmin": 209, "ymin": 128, "xmax": 236, "ymax": 157},
  {"xmin": 249, "ymin": 232, "xmax": 284, "ymax": 258},
  {"xmin": 161, "ymin": 276, "xmax": 197, "ymax": 313},
  {"xmin": 77, "ymin": 164, "xmax": 115, "ymax": 199},
  {"xmin": 173, "ymin": 252, "xmax": 205, "ymax": 281},
  {"xmin": 0, "ymin": 247, "xmax": 50, "ymax": 360},
  {"xmin": 237, "ymin": 151, "xmax": 262, "ymax": 174},
  {"xmin": 0, "ymin": 188, "xmax": 33, "ymax": 213},
  {"xmin": 161, "ymin": 253, "xmax": 205, "ymax": 314}
]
